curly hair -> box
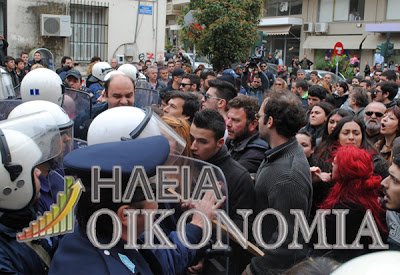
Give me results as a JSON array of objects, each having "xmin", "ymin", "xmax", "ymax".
[
  {"xmin": 319, "ymin": 146, "xmax": 387, "ymax": 233},
  {"xmin": 263, "ymin": 90, "xmax": 306, "ymax": 139},
  {"xmin": 227, "ymin": 95, "xmax": 259, "ymax": 125}
]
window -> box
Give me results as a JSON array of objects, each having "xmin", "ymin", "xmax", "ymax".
[
  {"xmin": 387, "ymin": 0, "xmax": 400, "ymax": 20},
  {"xmin": 319, "ymin": 0, "xmax": 365, "ymax": 22},
  {"xmin": 69, "ymin": 1, "xmax": 109, "ymax": 62},
  {"xmin": 263, "ymin": 0, "xmax": 302, "ymax": 17}
]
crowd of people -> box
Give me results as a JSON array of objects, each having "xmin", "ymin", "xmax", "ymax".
[{"xmin": 0, "ymin": 49, "xmax": 400, "ymax": 275}]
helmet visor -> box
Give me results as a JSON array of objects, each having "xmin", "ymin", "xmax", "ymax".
[
  {"xmin": 0, "ymin": 111, "xmax": 62, "ymax": 163},
  {"xmin": 62, "ymin": 88, "xmax": 92, "ymax": 119},
  {"xmin": 0, "ymin": 72, "xmax": 16, "ymax": 99}
]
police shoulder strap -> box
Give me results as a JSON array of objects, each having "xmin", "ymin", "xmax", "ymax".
[{"xmin": 25, "ymin": 241, "xmax": 51, "ymax": 268}]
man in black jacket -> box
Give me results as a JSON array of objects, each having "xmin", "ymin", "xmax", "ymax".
[
  {"xmin": 225, "ymin": 95, "xmax": 269, "ymax": 174},
  {"xmin": 190, "ymin": 109, "xmax": 255, "ymax": 274},
  {"xmin": 244, "ymin": 91, "xmax": 312, "ymax": 275}
]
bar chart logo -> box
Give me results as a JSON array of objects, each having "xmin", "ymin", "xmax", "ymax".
[{"xmin": 17, "ymin": 177, "xmax": 84, "ymax": 242}]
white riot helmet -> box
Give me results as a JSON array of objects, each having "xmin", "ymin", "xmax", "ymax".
[
  {"xmin": 89, "ymin": 62, "xmax": 113, "ymax": 82},
  {"xmin": 0, "ymin": 112, "xmax": 62, "ymax": 210},
  {"xmin": 118, "ymin": 64, "xmax": 138, "ymax": 82},
  {"xmin": 87, "ymin": 106, "xmax": 186, "ymax": 155},
  {"xmin": 8, "ymin": 100, "xmax": 74, "ymax": 160},
  {"xmin": 20, "ymin": 68, "xmax": 64, "ymax": 105},
  {"xmin": 332, "ymin": 251, "xmax": 400, "ymax": 274},
  {"xmin": 103, "ymin": 70, "xmax": 125, "ymax": 82},
  {"xmin": 0, "ymin": 68, "xmax": 16, "ymax": 99}
]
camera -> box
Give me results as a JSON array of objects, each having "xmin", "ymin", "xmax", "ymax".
[{"xmin": 247, "ymin": 55, "xmax": 262, "ymax": 68}]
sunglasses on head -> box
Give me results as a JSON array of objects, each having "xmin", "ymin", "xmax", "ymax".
[{"xmin": 365, "ymin": 111, "xmax": 384, "ymax": 117}]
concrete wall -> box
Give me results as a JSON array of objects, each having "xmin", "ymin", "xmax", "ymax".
[
  {"xmin": 108, "ymin": 0, "xmax": 166, "ymax": 63},
  {"xmin": 7, "ymin": 0, "xmax": 69, "ymax": 65}
]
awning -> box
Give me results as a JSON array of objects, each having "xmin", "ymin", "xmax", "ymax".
[
  {"xmin": 166, "ymin": 24, "xmax": 181, "ymax": 31},
  {"xmin": 258, "ymin": 25, "xmax": 291, "ymax": 36},
  {"xmin": 303, "ymin": 35, "xmax": 365, "ymax": 49},
  {"xmin": 362, "ymin": 34, "xmax": 400, "ymax": 49}
]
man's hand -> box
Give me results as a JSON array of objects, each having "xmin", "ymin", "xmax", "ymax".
[
  {"xmin": 190, "ymin": 191, "xmax": 226, "ymax": 229},
  {"xmin": 187, "ymin": 259, "xmax": 203, "ymax": 274}
]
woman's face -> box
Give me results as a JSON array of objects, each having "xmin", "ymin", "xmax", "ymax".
[
  {"xmin": 327, "ymin": 114, "xmax": 343, "ymax": 135},
  {"xmin": 381, "ymin": 111, "xmax": 399, "ymax": 137},
  {"xmin": 309, "ymin": 106, "xmax": 327, "ymax": 127},
  {"xmin": 337, "ymin": 85, "xmax": 344, "ymax": 95},
  {"xmin": 296, "ymin": 133, "xmax": 314, "ymax": 158},
  {"xmin": 338, "ymin": 121, "xmax": 362, "ymax": 148}
]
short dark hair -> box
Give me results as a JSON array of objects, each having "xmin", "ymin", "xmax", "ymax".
[
  {"xmin": 208, "ymin": 79, "xmax": 237, "ymax": 111},
  {"xmin": 4, "ymin": 56, "xmax": 14, "ymax": 63},
  {"xmin": 182, "ymin": 73, "xmax": 200, "ymax": 91},
  {"xmin": 61, "ymin": 56, "xmax": 72, "ymax": 65},
  {"xmin": 167, "ymin": 61, "xmax": 174, "ymax": 66},
  {"xmin": 192, "ymin": 109, "xmax": 226, "ymax": 141},
  {"xmin": 310, "ymin": 70, "xmax": 318, "ymax": 76},
  {"xmin": 104, "ymin": 74, "xmax": 135, "ymax": 97},
  {"xmin": 91, "ymin": 56, "xmax": 102, "ymax": 63},
  {"xmin": 308, "ymin": 85, "xmax": 327, "ymax": 100},
  {"xmin": 381, "ymin": 70, "xmax": 397, "ymax": 81},
  {"xmin": 295, "ymin": 79, "xmax": 308, "ymax": 92},
  {"xmin": 360, "ymin": 79, "xmax": 372, "ymax": 88},
  {"xmin": 15, "ymin": 58, "xmax": 24, "ymax": 65},
  {"xmin": 351, "ymin": 88, "xmax": 369, "ymax": 108},
  {"xmin": 169, "ymin": 91, "xmax": 201, "ymax": 123},
  {"xmin": 377, "ymin": 81, "xmax": 399, "ymax": 101},
  {"xmin": 263, "ymin": 91, "xmax": 306, "ymax": 139},
  {"xmin": 228, "ymin": 95, "xmax": 259, "ymax": 125},
  {"xmin": 20, "ymin": 52, "xmax": 28, "ymax": 57},
  {"xmin": 200, "ymin": 69, "xmax": 216, "ymax": 80}
]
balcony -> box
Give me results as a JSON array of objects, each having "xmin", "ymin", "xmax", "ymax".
[
  {"xmin": 172, "ymin": 0, "xmax": 190, "ymax": 8},
  {"xmin": 166, "ymin": 2, "xmax": 182, "ymax": 16}
]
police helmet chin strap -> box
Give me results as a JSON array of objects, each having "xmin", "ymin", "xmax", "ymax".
[
  {"xmin": 0, "ymin": 129, "xmax": 23, "ymax": 182},
  {"xmin": 121, "ymin": 106, "xmax": 153, "ymax": 141}
]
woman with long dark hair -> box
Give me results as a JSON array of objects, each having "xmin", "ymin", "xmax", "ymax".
[
  {"xmin": 311, "ymin": 116, "xmax": 388, "ymax": 218},
  {"xmin": 303, "ymin": 102, "xmax": 334, "ymax": 145},
  {"xmin": 311, "ymin": 146, "xmax": 387, "ymax": 262},
  {"xmin": 321, "ymin": 108, "xmax": 352, "ymax": 141},
  {"xmin": 374, "ymin": 106, "xmax": 400, "ymax": 166}
]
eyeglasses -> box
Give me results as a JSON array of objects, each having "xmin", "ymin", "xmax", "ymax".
[
  {"xmin": 261, "ymin": 65, "xmax": 267, "ymax": 68},
  {"xmin": 180, "ymin": 83, "xmax": 193, "ymax": 87},
  {"xmin": 365, "ymin": 111, "xmax": 384, "ymax": 117},
  {"xmin": 204, "ymin": 94, "xmax": 222, "ymax": 101},
  {"xmin": 275, "ymin": 83, "xmax": 283, "ymax": 86}
]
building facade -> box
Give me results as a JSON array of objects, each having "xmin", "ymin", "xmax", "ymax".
[
  {"xmin": 3, "ymin": 0, "xmax": 166, "ymax": 69},
  {"xmin": 260, "ymin": 0, "xmax": 400, "ymax": 69}
]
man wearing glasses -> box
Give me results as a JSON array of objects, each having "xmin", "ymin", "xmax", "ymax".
[
  {"xmin": 364, "ymin": 102, "xmax": 387, "ymax": 144},
  {"xmin": 374, "ymin": 70, "xmax": 383, "ymax": 84},
  {"xmin": 180, "ymin": 73, "xmax": 200, "ymax": 92},
  {"xmin": 260, "ymin": 61, "xmax": 275, "ymax": 87},
  {"xmin": 201, "ymin": 78, "xmax": 237, "ymax": 120}
]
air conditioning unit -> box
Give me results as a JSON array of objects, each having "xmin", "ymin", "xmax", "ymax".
[
  {"xmin": 315, "ymin": 23, "xmax": 328, "ymax": 33},
  {"xmin": 40, "ymin": 14, "xmax": 72, "ymax": 37},
  {"xmin": 303, "ymin": 22, "xmax": 314, "ymax": 33}
]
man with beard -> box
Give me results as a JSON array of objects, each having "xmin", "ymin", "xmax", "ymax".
[
  {"xmin": 364, "ymin": 102, "xmax": 387, "ymax": 144},
  {"xmin": 381, "ymin": 153, "xmax": 400, "ymax": 250},
  {"xmin": 244, "ymin": 91, "xmax": 312, "ymax": 275},
  {"xmin": 225, "ymin": 95, "xmax": 269, "ymax": 173}
]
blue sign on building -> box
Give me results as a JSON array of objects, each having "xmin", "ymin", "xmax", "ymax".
[{"xmin": 139, "ymin": 5, "xmax": 152, "ymax": 15}]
